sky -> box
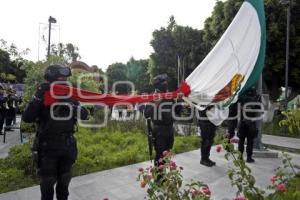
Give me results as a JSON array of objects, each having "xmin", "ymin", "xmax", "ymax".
[{"xmin": 0, "ymin": 0, "xmax": 217, "ymax": 71}]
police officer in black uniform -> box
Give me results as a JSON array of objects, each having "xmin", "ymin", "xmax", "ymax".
[
  {"xmin": 0, "ymin": 85, "xmax": 7, "ymax": 135},
  {"xmin": 227, "ymin": 102, "xmax": 238, "ymax": 142},
  {"xmin": 4, "ymin": 88, "xmax": 17, "ymax": 130},
  {"xmin": 144, "ymin": 74, "xmax": 182, "ymax": 165},
  {"xmin": 237, "ymin": 87, "xmax": 261, "ymax": 163},
  {"xmin": 22, "ymin": 64, "xmax": 88, "ymax": 200},
  {"xmin": 198, "ymin": 106, "xmax": 217, "ymax": 167}
]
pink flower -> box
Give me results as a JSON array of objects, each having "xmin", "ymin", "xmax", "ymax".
[
  {"xmin": 158, "ymin": 165, "xmax": 165, "ymax": 171},
  {"xmin": 162, "ymin": 150, "xmax": 169, "ymax": 157},
  {"xmin": 201, "ymin": 186, "xmax": 211, "ymax": 196},
  {"xmin": 138, "ymin": 167, "xmax": 144, "ymax": 172},
  {"xmin": 170, "ymin": 161, "xmax": 177, "ymax": 169},
  {"xmin": 140, "ymin": 180, "xmax": 146, "ymax": 188},
  {"xmin": 271, "ymin": 175, "xmax": 277, "ymax": 183},
  {"xmin": 233, "ymin": 196, "xmax": 247, "ymax": 200},
  {"xmin": 190, "ymin": 189, "xmax": 198, "ymax": 197},
  {"xmin": 230, "ymin": 138, "xmax": 239, "ymax": 144},
  {"xmin": 216, "ymin": 145, "xmax": 222, "ymax": 153},
  {"xmin": 276, "ymin": 183, "xmax": 287, "ymax": 192}
]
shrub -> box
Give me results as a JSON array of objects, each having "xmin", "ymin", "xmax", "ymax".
[
  {"xmin": 137, "ymin": 151, "xmax": 211, "ymax": 200},
  {"xmin": 279, "ymin": 110, "xmax": 300, "ymax": 136}
]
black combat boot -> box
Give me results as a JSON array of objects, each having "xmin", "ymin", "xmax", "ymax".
[
  {"xmin": 246, "ymin": 157, "xmax": 255, "ymax": 163},
  {"xmin": 207, "ymin": 158, "xmax": 216, "ymax": 166},
  {"xmin": 200, "ymin": 159, "xmax": 214, "ymax": 167}
]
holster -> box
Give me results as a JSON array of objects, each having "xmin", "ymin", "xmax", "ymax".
[{"xmin": 31, "ymin": 134, "xmax": 40, "ymax": 175}]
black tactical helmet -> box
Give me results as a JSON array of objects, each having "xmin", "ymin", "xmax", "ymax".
[
  {"xmin": 153, "ymin": 74, "xmax": 168, "ymax": 92},
  {"xmin": 44, "ymin": 64, "xmax": 72, "ymax": 82}
]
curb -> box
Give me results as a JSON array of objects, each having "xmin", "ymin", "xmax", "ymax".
[{"xmin": 263, "ymin": 143, "xmax": 300, "ymax": 154}]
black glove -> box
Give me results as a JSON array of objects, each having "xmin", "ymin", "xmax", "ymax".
[{"xmin": 35, "ymin": 82, "xmax": 50, "ymax": 99}]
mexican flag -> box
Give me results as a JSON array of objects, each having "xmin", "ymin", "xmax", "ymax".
[{"xmin": 184, "ymin": 0, "xmax": 266, "ymax": 109}]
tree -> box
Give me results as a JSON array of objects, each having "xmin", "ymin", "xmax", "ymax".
[
  {"xmin": 264, "ymin": 0, "xmax": 300, "ymax": 100},
  {"xmin": 0, "ymin": 39, "xmax": 28, "ymax": 83},
  {"xmin": 126, "ymin": 57, "xmax": 151, "ymax": 93},
  {"xmin": 106, "ymin": 62, "xmax": 127, "ymax": 94},
  {"xmin": 149, "ymin": 16, "xmax": 206, "ymax": 91},
  {"xmin": 21, "ymin": 55, "xmax": 100, "ymax": 107},
  {"xmin": 50, "ymin": 43, "xmax": 81, "ymax": 64},
  {"xmin": 202, "ymin": 0, "xmax": 300, "ymax": 100}
]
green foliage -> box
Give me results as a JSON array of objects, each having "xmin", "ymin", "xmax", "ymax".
[
  {"xmin": 137, "ymin": 151, "xmax": 211, "ymax": 200},
  {"xmin": 149, "ymin": 17, "xmax": 205, "ymax": 90},
  {"xmin": 263, "ymin": 114, "xmax": 289, "ymax": 136},
  {"xmin": 68, "ymin": 70, "xmax": 100, "ymax": 92},
  {"xmin": 266, "ymin": 152, "xmax": 300, "ymax": 200},
  {"xmin": 201, "ymin": 0, "xmax": 300, "ymax": 100},
  {"xmin": 0, "ymin": 168, "xmax": 35, "ymax": 194},
  {"xmin": 20, "ymin": 55, "xmax": 100, "ymax": 111},
  {"xmin": 126, "ymin": 57, "xmax": 151, "ymax": 93},
  {"xmin": 0, "ymin": 39, "xmax": 28, "ymax": 83},
  {"xmin": 222, "ymin": 136, "xmax": 300, "ymax": 200},
  {"xmin": 279, "ymin": 110, "xmax": 300, "ymax": 136},
  {"xmin": 223, "ymin": 143, "xmax": 265, "ymax": 200},
  {"xmin": 50, "ymin": 43, "xmax": 81, "ymax": 63},
  {"xmin": 106, "ymin": 62, "xmax": 127, "ymax": 93},
  {"xmin": 0, "ymin": 143, "xmax": 36, "ymax": 194}
]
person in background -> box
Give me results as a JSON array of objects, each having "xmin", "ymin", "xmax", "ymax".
[
  {"xmin": 144, "ymin": 74, "xmax": 182, "ymax": 166},
  {"xmin": 5, "ymin": 88, "xmax": 18, "ymax": 129},
  {"xmin": 227, "ymin": 102, "xmax": 238, "ymax": 143},
  {"xmin": 237, "ymin": 87, "xmax": 261, "ymax": 163},
  {"xmin": 198, "ymin": 106, "xmax": 217, "ymax": 167},
  {"xmin": 0, "ymin": 85, "xmax": 7, "ymax": 135}
]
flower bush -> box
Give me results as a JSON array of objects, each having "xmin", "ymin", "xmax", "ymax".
[
  {"xmin": 137, "ymin": 151, "xmax": 211, "ymax": 200},
  {"xmin": 222, "ymin": 141, "xmax": 265, "ymax": 200},
  {"xmin": 266, "ymin": 152, "xmax": 300, "ymax": 200},
  {"xmin": 221, "ymin": 137, "xmax": 300, "ymax": 200}
]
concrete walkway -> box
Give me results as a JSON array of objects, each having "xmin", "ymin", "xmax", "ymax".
[
  {"xmin": 1, "ymin": 125, "xmax": 300, "ymax": 200},
  {"xmin": 0, "ymin": 146, "xmax": 299, "ymax": 200},
  {"xmin": 262, "ymin": 134, "xmax": 300, "ymax": 154},
  {"xmin": 0, "ymin": 116, "xmax": 22, "ymax": 158}
]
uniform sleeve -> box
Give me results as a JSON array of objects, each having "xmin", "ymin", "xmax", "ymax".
[
  {"xmin": 174, "ymin": 99, "xmax": 183, "ymax": 116},
  {"xmin": 72, "ymin": 100, "xmax": 89, "ymax": 120},
  {"xmin": 78, "ymin": 105, "xmax": 89, "ymax": 120},
  {"xmin": 22, "ymin": 97, "xmax": 43, "ymax": 123},
  {"xmin": 0, "ymin": 97, "xmax": 7, "ymax": 104},
  {"xmin": 143, "ymin": 104, "xmax": 154, "ymax": 119}
]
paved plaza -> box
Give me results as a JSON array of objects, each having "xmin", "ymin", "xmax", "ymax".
[
  {"xmin": 0, "ymin": 146, "xmax": 299, "ymax": 200},
  {"xmin": 1, "ymin": 119, "xmax": 300, "ymax": 200}
]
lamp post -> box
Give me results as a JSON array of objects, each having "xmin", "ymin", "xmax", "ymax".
[
  {"xmin": 47, "ymin": 16, "xmax": 57, "ymax": 58},
  {"xmin": 280, "ymin": 0, "xmax": 291, "ymax": 110}
]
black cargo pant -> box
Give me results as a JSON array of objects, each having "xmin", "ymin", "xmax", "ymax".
[
  {"xmin": 237, "ymin": 120, "xmax": 258, "ymax": 158},
  {"xmin": 199, "ymin": 120, "xmax": 216, "ymax": 161},
  {"xmin": 227, "ymin": 103, "xmax": 238, "ymax": 140},
  {"xmin": 0, "ymin": 112, "xmax": 4, "ymax": 133},
  {"xmin": 38, "ymin": 137, "xmax": 77, "ymax": 200},
  {"xmin": 153, "ymin": 124, "xmax": 174, "ymax": 165}
]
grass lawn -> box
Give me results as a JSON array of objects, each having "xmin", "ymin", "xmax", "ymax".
[{"xmin": 0, "ymin": 122, "xmax": 200, "ymax": 194}]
